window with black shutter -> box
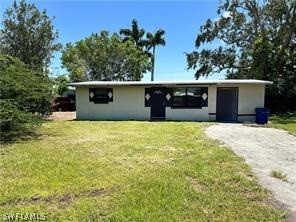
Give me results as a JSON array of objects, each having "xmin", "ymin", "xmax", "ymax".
[
  {"xmin": 89, "ymin": 88, "xmax": 113, "ymax": 104},
  {"xmin": 172, "ymin": 87, "xmax": 202, "ymax": 108}
]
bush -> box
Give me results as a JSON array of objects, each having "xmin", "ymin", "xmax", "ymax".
[
  {"xmin": 0, "ymin": 100, "xmax": 41, "ymax": 142},
  {"xmin": 0, "ymin": 54, "xmax": 52, "ymax": 142},
  {"xmin": 0, "ymin": 55, "xmax": 52, "ymax": 115}
]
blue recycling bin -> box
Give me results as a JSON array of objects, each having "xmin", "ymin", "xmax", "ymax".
[{"xmin": 255, "ymin": 108, "xmax": 269, "ymax": 124}]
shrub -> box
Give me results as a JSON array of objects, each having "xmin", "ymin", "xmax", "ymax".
[
  {"xmin": 0, "ymin": 54, "xmax": 52, "ymax": 142},
  {"xmin": 0, "ymin": 55, "xmax": 52, "ymax": 115},
  {"xmin": 0, "ymin": 100, "xmax": 41, "ymax": 142}
]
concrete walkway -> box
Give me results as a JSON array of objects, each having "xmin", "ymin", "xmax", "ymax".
[{"xmin": 205, "ymin": 124, "xmax": 296, "ymax": 220}]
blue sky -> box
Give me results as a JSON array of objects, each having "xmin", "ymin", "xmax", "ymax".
[{"xmin": 0, "ymin": 0, "xmax": 225, "ymax": 81}]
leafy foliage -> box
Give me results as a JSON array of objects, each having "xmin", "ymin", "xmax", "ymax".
[
  {"xmin": 0, "ymin": 55, "xmax": 52, "ymax": 114},
  {"xmin": 61, "ymin": 31, "xmax": 150, "ymax": 81},
  {"xmin": 0, "ymin": 54, "xmax": 52, "ymax": 142},
  {"xmin": 186, "ymin": 0, "xmax": 296, "ymax": 111},
  {"xmin": 0, "ymin": 100, "xmax": 40, "ymax": 142},
  {"xmin": 120, "ymin": 19, "xmax": 146, "ymax": 48},
  {"xmin": 53, "ymin": 75, "xmax": 70, "ymax": 96},
  {"xmin": 0, "ymin": 0, "xmax": 61, "ymax": 71}
]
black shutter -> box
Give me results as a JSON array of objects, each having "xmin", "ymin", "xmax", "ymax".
[
  {"xmin": 89, "ymin": 88, "xmax": 96, "ymax": 102},
  {"xmin": 107, "ymin": 88, "xmax": 113, "ymax": 102},
  {"xmin": 164, "ymin": 88, "xmax": 173, "ymax": 107},
  {"xmin": 201, "ymin": 87, "xmax": 208, "ymax": 107},
  {"xmin": 145, "ymin": 88, "xmax": 151, "ymax": 107}
]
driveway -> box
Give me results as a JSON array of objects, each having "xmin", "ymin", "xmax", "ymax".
[
  {"xmin": 47, "ymin": 112, "xmax": 76, "ymax": 121},
  {"xmin": 205, "ymin": 123, "xmax": 296, "ymax": 220}
]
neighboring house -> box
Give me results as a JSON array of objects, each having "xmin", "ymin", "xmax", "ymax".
[{"xmin": 68, "ymin": 80, "xmax": 272, "ymax": 122}]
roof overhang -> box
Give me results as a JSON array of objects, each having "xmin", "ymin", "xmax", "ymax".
[{"xmin": 68, "ymin": 79, "xmax": 273, "ymax": 87}]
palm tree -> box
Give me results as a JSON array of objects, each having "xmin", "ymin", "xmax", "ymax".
[
  {"xmin": 145, "ymin": 29, "xmax": 166, "ymax": 81},
  {"xmin": 119, "ymin": 19, "xmax": 146, "ymax": 48}
]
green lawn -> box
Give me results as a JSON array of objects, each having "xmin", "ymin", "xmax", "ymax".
[
  {"xmin": 0, "ymin": 121, "xmax": 284, "ymax": 221},
  {"xmin": 269, "ymin": 113, "xmax": 296, "ymax": 135}
]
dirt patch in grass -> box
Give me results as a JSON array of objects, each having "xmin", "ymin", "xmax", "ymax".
[
  {"xmin": 0, "ymin": 188, "xmax": 112, "ymax": 206},
  {"xmin": 186, "ymin": 176, "xmax": 208, "ymax": 193}
]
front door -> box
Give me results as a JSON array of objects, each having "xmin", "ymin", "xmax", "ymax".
[
  {"xmin": 150, "ymin": 87, "xmax": 166, "ymax": 120},
  {"xmin": 216, "ymin": 87, "xmax": 238, "ymax": 122}
]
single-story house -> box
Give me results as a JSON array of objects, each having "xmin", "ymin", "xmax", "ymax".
[{"xmin": 68, "ymin": 80, "xmax": 272, "ymax": 122}]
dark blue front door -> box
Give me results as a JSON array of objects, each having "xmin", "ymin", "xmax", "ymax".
[
  {"xmin": 216, "ymin": 87, "xmax": 238, "ymax": 122},
  {"xmin": 150, "ymin": 87, "xmax": 166, "ymax": 120}
]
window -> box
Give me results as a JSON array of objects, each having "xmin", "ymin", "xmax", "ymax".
[
  {"xmin": 187, "ymin": 88, "xmax": 201, "ymax": 108},
  {"xmin": 94, "ymin": 88, "xmax": 108, "ymax": 103},
  {"xmin": 89, "ymin": 88, "xmax": 113, "ymax": 104},
  {"xmin": 172, "ymin": 88, "xmax": 186, "ymax": 107},
  {"xmin": 172, "ymin": 87, "xmax": 202, "ymax": 108}
]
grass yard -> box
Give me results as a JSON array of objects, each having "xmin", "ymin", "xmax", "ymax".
[
  {"xmin": 0, "ymin": 121, "xmax": 284, "ymax": 221},
  {"xmin": 269, "ymin": 113, "xmax": 296, "ymax": 135}
]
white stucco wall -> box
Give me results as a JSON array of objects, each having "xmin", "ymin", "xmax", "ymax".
[
  {"xmin": 237, "ymin": 84, "xmax": 265, "ymax": 113},
  {"xmin": 75, "ymin": 84, "xmax": 266, "ymax": 122},
  {"xmin": 237, "ymin": 84, "xmax": 265, "ymax": 122},
  {"xmin": 165, "ymin": 107, "xmax": 209, "ymax": 121},
  {"xmin": 208, "ymin": 85, "xmax": 217, "ymax": 121},
  {"xmin": 76, "ymin": 86, "xmax": 150, "ymax": 120}
]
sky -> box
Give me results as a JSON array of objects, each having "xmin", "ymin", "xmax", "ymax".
[{"xmin": 0, "ymin": 0, "xmax": 226, "ymax": 81}]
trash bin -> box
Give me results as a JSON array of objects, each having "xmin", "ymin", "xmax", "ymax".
[{"xmin": 255, "ymin": 108, "xmax": 269, "ymax": 124}]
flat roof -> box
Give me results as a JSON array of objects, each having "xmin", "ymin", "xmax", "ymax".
[{"xmin": 68, "ymin": 79, "xmax": 273, "ymax": 87}]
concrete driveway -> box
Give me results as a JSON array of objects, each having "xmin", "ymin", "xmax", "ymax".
[
  {"xmin": 47, "ymin": 112, "xmax": 76, "ymax": 121},
  {"xmin": 205, "ymin": 124, "xmax": 296, "ymax": 220}
]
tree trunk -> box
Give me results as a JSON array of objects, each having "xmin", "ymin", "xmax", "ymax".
[{"xmin": 151, "ymin": 46, "xmax": 155, "ymax": 81}]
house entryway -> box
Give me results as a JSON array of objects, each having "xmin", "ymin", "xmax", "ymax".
[
  {"xmin": 216, "ymin": 87, "xmax": 238, "ymax": 122},
  {"xmin": 149, "ymin": 87, "xmax": 166, "ymax": 120}
]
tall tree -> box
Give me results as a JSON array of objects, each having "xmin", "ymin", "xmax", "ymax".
[
  {"xmin": 145, "ymin": 29, "xmax": 166, "ymax": 81},
  {"xmin": 0, "ymin": 0, "xmax": 61, "ymax": 72},
  {"xmin": 186, "ymin": 0, "xmax": 296, "ymax": 111},
  {"xmin": 61, "ymin": 31, "xmax": 150, "ymax": 82},
  {"xmin": 119, "ymin": 19, "xmax": 146, "ymax": 48}
]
